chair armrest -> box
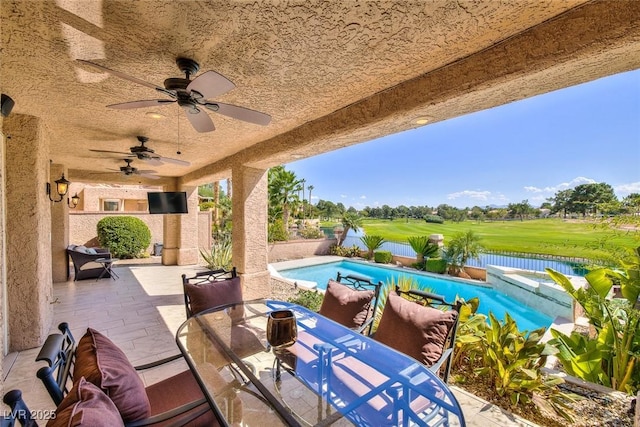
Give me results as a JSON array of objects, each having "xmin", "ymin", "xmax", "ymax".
[
  {"xmin": 95, "ymin": 248, "xmax": 110, "ymax": 255},
  {"xmin": 2, "ymin": 390, "xmax": 37, "ymax": 427},
  {"xmin": 134, "ymin": 353, "xmax": 184, "ymax": 371},
  {"xmin": 124, "ymin": 398, "xmax": 210, "ymax": 427},
  {"xmin": 428, "ymin": 348, "xmax": 454, "ymax": 383}
]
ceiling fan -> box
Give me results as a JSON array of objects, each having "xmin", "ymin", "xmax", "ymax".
[
  {"xmin": 77, "ymin": 58, "xmax": 271, "ymax": 133},
  {"xmin": 106, "ymin": 159, "xmax": 160, "ymax": 180},
  {"xmin": 90, "ymin": 136, "xmax": 190, "ymax": 166}
]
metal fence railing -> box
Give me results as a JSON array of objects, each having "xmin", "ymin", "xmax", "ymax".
[{"xmin": 341, "ymin": 235, "xmax": 592, "ymax": 276}]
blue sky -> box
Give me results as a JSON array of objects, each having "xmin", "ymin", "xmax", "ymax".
[{"xmin": 286, "ymin": 69, "xmax": 640, "ymax": 209}]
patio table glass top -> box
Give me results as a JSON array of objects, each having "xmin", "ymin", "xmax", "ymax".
[{"xmin": 176, "ymin": 299, "xmax": 465, "ymax": 427}]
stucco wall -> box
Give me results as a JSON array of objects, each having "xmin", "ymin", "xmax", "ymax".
[{"xmin": 268, "ymin": 238, "xmax": 336, "ymax": 262}]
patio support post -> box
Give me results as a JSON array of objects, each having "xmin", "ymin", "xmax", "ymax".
[
  {"xmin": 3, "ymin": 113, "xmax": 53, "ymax": 351},
  {"xmin": 231, "ymin": 165, "xmax": 270, "ymax": 299},
  {"xmin": 50, "ymin": 163, "xmax": 69, "ymax": 283},
  {"xmin": 161, "ymin": 184, "xmax": 199, "ymax": 265}
]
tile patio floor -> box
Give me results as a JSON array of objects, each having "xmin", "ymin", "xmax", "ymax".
[{"xmin": 3, "ymin": 260, "xmax": 538, "ymax": 426}]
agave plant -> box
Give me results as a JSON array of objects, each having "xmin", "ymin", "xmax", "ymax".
[
  {"xmin": 200, "ymin": 235, "xmax": 232, "ymax": 270},
  {"xmin": 360, "ymin": 234, "xmax": 385, "ymax": 259}
]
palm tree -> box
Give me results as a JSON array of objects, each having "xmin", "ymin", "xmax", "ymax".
[
  {"xmin": 338, "ymin": 212, "xmax": 363, "ymax": 246},
  {"xmin": 212, "ymin": 181, "xmax": 220, "ymax": 225},
  {"xmin": 307, "ymin": 185, "xmax": 314, "ymax": 218},
  {"xmin": 360, "ymin": 235, "xmax": 385, "ymax": 259},
  {"xmin": 407, "ymin": 236, "xmax": 440, "ymax": 265},
  {"xmin": 268, "ymin": 166, "xmax": 303, "ymax": 230},
  {"xmin": 444, "ymin": 230, "xmax": 483, "ymax": 277}
]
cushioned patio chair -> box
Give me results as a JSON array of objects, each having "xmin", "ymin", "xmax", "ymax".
[
  {"xmin": 35, "ymin": 322, "xmax": 220, "ymax": 426},
  {"xmin": 66, "ymin": 244, "xmax": 112, "ymax": 281},
  {"xmin": 318, "ymin": 272, "xmax": 383, "ymax": 335},
  {"xmin": 182, "ymin": 267, "xmax": 240, "ymax": 318},
  {"xmin": 373, "ymin": 287, "xmax": 461, "ymax": 383},
  {"xmin": 2, "ymin": 390, "xmax": 37, "ymax": 427}
]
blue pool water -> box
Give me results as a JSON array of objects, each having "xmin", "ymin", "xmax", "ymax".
[{"xmin": 278, "ymin": 260, "xmax": 553, "ymax": 332}]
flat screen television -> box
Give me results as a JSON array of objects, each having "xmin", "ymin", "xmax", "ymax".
[{"xmin": 147, "ymin": 191, "xmax": 188, "ymax": 214}]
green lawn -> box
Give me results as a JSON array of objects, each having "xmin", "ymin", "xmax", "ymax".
[{"xmin": 350, "ymin": 218, "xmax": 639, "ymax": 261}]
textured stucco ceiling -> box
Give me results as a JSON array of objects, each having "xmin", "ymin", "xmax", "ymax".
[{"xmin": 2, "ymin": 1, "xmax": 639, "ymax": 186}]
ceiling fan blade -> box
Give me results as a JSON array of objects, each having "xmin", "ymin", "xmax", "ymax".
[
  {"xmin": 89, "ymin": 149, "xmax": 133, "ymax": 156},
  {"xmin": 157, "ymin": 156, "xmax": 191, "ymax": 166},
  {"xmin": 185, "ymin": 110, "xmax": 215, "ymax": 133},
  {"xmin": 137, "ymin": 169, "xmax": 158, "ymax": 174},
  {"xmin": 77, "ymin": 59, "xmax": 163, "ymax": 92},
  {"xmin": 138, "ymin": 172, "xmax": 160, "ymax": 180},
  {"xmin": 108, "ymin": 99, "xmax": 175, "ymax": 110},
  {"xmin": 204, "ymin": 102, "xmax": 271, "ymax": 126},
  {"xmin": 187, "ymin": 71, "xmax": 235, "ymax": 100},
  {"xmin": 143, "ymin": 158, "xmax": 164, "ymax": 166}
]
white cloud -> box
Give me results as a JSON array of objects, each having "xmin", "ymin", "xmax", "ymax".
[
  {"xmin": 360, "ymin": 195, "xmax": 367, "ymax": 199},
  {"xmin": 340, "ymin": 194, "xmax": 348, "ymax": 198},
  {"xmin": 524, "ymin": 176, "xmax": 596, "ymax": 194},
  {"xmin": 447, "ymin": 190, "xmax": 492, "ymax": 201},
  {"xmin": 615, "ymin": 181, "xmax": 640, "ymax": 196}
]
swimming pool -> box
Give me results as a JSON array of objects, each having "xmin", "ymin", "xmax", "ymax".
[{"xmin": 277, "ymin": 260, "xmax": 553, "ymax": 332}]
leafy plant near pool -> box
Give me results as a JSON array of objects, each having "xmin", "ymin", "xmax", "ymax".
[
  {"xmin": 360, "ymin": 234, "xmax": 385, "ymax": 259},
  {"xmin": 546, "ymin": 246, "xmax": 640, "ymax": 394},
  {"xmin": 407, "ymin": 235, "xmax": 440, "ymax": 267},
  {"xmin": 288, "ymin": 289, "xmax": 323, "ymax": 312},
  {"xmin": 454, "ymin": 311, "xmax": 575, "ymax": 421}
]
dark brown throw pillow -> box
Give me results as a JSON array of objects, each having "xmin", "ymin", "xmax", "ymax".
[
  {"xmin": 374, "ymin": 292, "xmax": 458, "ymax": 366},
  {"xmin": 47, "ymin": 377, "xmax": 124, "ymax": 427},
  {"xmin": 185, "ymin": 276, "xmax": 243, "ymax": 315},
  {"xmin": 318, "ymin": 279, "xmax": 374, "ymax": 329},
  {"xmin": 73, "ymin": 328, "xmax": 151, "ymax": 422}
]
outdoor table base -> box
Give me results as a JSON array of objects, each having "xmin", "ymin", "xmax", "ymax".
[{"xmin": 95, "ymin": 258, "xmax": 119, "ymax": 281}]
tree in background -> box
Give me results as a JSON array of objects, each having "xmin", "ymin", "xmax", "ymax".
[
  {"xmin": 508, "ymin": 200, "xmax": 534, "ymax": 221},
  {"xmin": 337, "ymin": 212, "xmax": 363, "ymax": 246},
  {"xmin": 568, "ymin": 183, "xmax": 617, "ymax": 216},
  {"xmin": 268, "ymin": 166, "xmax": 303, "ymax": 231},
  {"xmin": 548, "ymin": 189, "xmax": 574, "ymax": 218}
]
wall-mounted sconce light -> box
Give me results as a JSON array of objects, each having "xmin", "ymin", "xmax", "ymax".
[
  {"xmin": 68, "ymin": 193, "xmax": 80, "ymax": 209},
  {"xmin": 46, "ymin": 173, "xmax": 70, "ymax": 202}
]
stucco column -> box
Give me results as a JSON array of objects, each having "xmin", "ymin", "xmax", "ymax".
[
  {"xmin": 50, "ymin": 163, "xmax": 69, "ymax": 282},
  {"xmin": 161, "ymin": 185, "xmax": 199, "ymax": 265},
  {"xmin": 4, "ymin": 114, "xmax": 53, "ymax": 351},
  {"xmin": 232, "ymin": 165, "xmax": 269, "ymax": 299}
]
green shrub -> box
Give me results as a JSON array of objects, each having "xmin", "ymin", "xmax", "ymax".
[
  {"xmin": 97, "ymin": 216, "xmax": 151, "ymax": 259},
  {"xmin": 330, "ymin": 244, "xmax": 361, "ymax": 257},
  {"xmin": 425, "ymin": 258, "xmax": 447, "ymax": 274},
  {"xmin": 268, "ymin": 219, "xmax": 289, "ymax": 242},
  {"xmin": 298, "ymin": 226, "xmax": 325, "ymax": 239},
  {"xmin": 424, "ymin": 214, "xmax": 444, "ymax": 224},
  {"xmin": 288, "ymin": 290, "xmax": 324, "ymax": 312},
  {"xmin": 199, "ymin": 201, "xmax": 215, "ymax": 211},
  {"xmin": 374, "ymin": 250, "xmax": 392, "ymax": 263}
]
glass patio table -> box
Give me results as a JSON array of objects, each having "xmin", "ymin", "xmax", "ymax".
[{"xmin": 175, "ymin": 299, "xmax": 465, "ymax": 427}]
